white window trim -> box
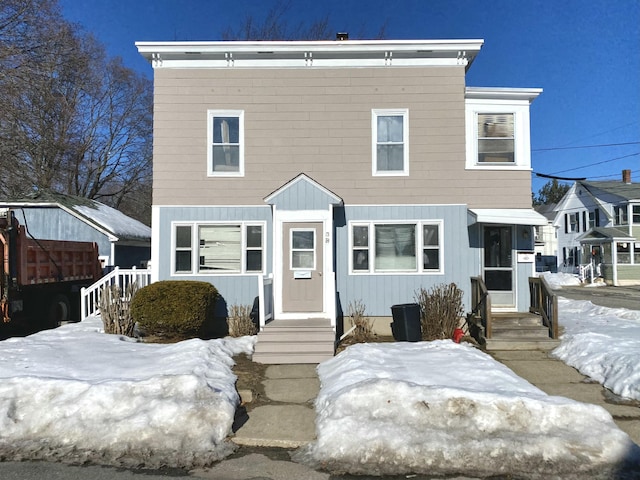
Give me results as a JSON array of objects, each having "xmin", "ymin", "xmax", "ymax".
[
  {"xmin": 171, "ymin": 221, "xmax": 265, "ymax": 275},
  {"xmin": 465, "ymin": 100, "xmax": 531, "ymax": 171},
  {"xmin": 348, "ymin": 220, "xmax": 443, "ymax": 275},
  {"xmin": 371, "ymin": 108, "xmax": 409, "ymax": 176},
  {"xmin": 207, "ymin": 109, "xmax": 245, "ymax": 177}
]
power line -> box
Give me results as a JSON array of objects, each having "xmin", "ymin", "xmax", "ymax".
[
  {"xmin": 547, "ymin": 152, "xmax": 640, "ymax": 175},
  {"xmin": 532, "ymin": 141, "xmax": 640, "ymax": 152}
]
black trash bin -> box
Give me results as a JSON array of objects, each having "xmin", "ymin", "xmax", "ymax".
[{"xmin": 390, "ymin": 303, "xmax": 421, "ymax": 342}]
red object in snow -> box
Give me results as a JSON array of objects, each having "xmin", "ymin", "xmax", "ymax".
[{"xmin": 453, "ymin": 328, "xmax": 464, "ymax": 343}]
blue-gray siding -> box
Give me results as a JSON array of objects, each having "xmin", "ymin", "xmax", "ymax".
[{"xmin": 11, "ymin": 207, "xmax": 112, "ymax": 260}]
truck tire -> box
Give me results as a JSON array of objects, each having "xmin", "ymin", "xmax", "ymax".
[{"xmin": 48, "ymin": 294, "xmax": 71, "ymax": 327}]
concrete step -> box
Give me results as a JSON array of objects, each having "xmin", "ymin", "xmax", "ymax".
[
  {"xmin": 485, "ymin": 337, "xmax": 560, "ymax": 351},
  {"xmin": 252, "ymin": 352, "xmax": 334, "ymax": 364},
  {"xmin": 253, "ymin": 319, "xmax": 336, "ymax": 364}
]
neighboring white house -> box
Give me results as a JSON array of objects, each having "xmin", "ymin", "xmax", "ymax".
[
  {"xmin": 554, "ymin": 170, "xmax": 640, "ymax": 285},
  {"xmin": 533, "ymin": 203, "xmax": 558, "ymax": 272}
]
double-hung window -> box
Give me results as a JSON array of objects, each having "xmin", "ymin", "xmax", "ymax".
[
  {"xmin": 173, "ymin": 222, "xmax": 264, "ymax": 274},
  {"xmin": 614, "ymin": 205, "xmax": 628, "ymax": 226},
  {"xmin": 372, "ymin": 109, "xmax": 409, "ymax": 176},
  {"xmin": 207, "ymin": 110, "xmax": 244, "ymax": 176},
  {"xmin": 633, "ymin": 205, "xmax": 640, "ymax": 224},
  {"xmin": 477, "ymin": 113, "xmax": 514, "ymax": 163},
  {"xmin": 350, "ymin": 221, "xmax": 442, "ymax": 274}
]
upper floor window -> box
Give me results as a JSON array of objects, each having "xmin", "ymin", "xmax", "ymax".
[
  {"xmin": 350, "ymin": 220, "xmax": 442, "ymax": 274},
  {"xmin": 588, "ymin": 209, "xmax": 600, "ymax": 229},
  {"xmin": 633, "ymin": 205, "xmax": 640, "ymax": 224},
  {"xmin": 173, "ymin": 222, "xmax": 264, "ymax": 274},
  {"xmin": 465, "ymin": 100, "xmax": 532, "ymax": 171},
  {"xmin": 565, "ymin": 213, "xmax": 579, "ymax": 233},
  {"xmin": 207, "ymin": 110, "xmax": 244, "ymax": 176},
  {"xmin": 614, "ymin": 205, "xmax": 628, "ymax": 226},
  {"xmin": 372, "ymin": 109, "xmax": 409, "ymax": 176},
  {"xmin": 477, "ymin": 113, "xmax": 514, "ymax": 163}
]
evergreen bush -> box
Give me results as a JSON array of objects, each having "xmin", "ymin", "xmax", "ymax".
[{"xmin": 130, "ymin": 281, "xmax": 218, "ymax": 339}]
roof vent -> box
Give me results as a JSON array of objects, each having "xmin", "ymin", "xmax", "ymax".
[
  {"xmin": 623, "ymin": 169, "xmax": 632, "ymax": 184},
  {"xmin": 336, "ymin": 32, "xmax": 349, "ymax": 41}
]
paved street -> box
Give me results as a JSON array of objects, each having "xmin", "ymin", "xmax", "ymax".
[{"xmin": 556, "ymin": 285, "xmax": 640, "ymax": 311}]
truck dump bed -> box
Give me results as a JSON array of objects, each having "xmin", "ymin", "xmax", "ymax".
[{"xmin": 18, "ymin": 225, "xmax": 102, "ymax": 285}]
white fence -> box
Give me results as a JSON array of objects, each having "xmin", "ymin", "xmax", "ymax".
[
  {"xmin": 258, "ymin": 274, "xmax": 274, "ymax": 328},
  {"xmin": 81, "ymin": 267, "xmax": 152, "ymax": 320}
]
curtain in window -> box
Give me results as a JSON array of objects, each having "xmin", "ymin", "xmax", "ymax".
[
  {"xmin": 477, "ymin": 113, "xmax": 514, "ymax": 163},
  {"xmin": 374, "ymin": 224, "xmax": 416, "ymax": 270},
  {"xmin": 199, "ymin": 225, "xmax": 241, "ymax": 271}
]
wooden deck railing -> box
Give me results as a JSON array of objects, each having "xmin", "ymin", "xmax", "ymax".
[
  {"xmin": 469, "ymin": 276, "xmax": 492, "ymax": 340},
  {"xmin": 529, "ymin": 276, "xmax": 559, "ymax": 339},
  {"xmin": 80, "ymin": 267, "xmax": 152, "ymax": 320}
]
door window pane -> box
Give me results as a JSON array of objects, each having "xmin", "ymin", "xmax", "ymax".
[
  {"xmin": 484, "ymin": 227, "xmax": 512, "ymax": 267},
  {"xmin": 291, "ymin": 230, "xmax": 315, "ymax": 269}
]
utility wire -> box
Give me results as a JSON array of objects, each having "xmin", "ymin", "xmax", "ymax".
[
  {"xmin": 546, "ymin": 152, "xmax": 640, "ymax": 175},
  {"xmin": 533, "ymin": 141, "xmax": 640, "ymax": 152}
]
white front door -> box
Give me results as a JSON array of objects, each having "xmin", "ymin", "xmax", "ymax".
[
  {"xmin": 483, "ymin": 225, "xmax": 515, "ymax": 308},
  {"xmin": 282, "ymin": 222, "xmax": 324, "ymax": 313}
]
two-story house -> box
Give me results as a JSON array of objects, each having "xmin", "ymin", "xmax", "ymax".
[
  {"xmin": 136, "ymin": 38, "xmax": 545, "ymax": 362},
  {"xmin": 554, "ymin": 170, "xmax": 640, "ymax": 285}
]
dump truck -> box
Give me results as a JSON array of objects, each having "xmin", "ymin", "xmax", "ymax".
[{"xmin": 0, "ymin": 208, "xmax": 102, "ymax": 333}]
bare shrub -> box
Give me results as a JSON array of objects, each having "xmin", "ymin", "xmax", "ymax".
[
  {"xmin": 228, "ymin": 304, "xmax": 257, "ymax": 337},
  {"xmin": 415, "ymin": 283, "xmax": 464, "ymax": 341},
  {"xmin": 100, "ymin": 282, "xmax": 138, "ymax": 337},
  {"xmin": 348, "ymin": 300, "xmax": 375, "ymax": 343}
]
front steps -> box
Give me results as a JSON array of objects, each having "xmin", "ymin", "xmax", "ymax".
[
  {"xmin": 252, "ymin": 318, "xmax": 336, "ymax": 364},
  {"xmin": 484, "ymin": 312, "xmax": 560, "ymax": 351}
]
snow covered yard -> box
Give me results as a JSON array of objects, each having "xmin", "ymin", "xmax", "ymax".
[
  {"xmin": 0, "ymin": 316, "xmax": 255, "ymax": 469},
  {"xmin": 295, "ymin": 341, "xmax": 640, "ymax": 478}
]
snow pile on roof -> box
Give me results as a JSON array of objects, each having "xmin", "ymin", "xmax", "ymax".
[
  {"xmin": 75, "ymin": 202, "xmax": 151, "ymax": 241},
  {"xmin": 295, "ymin": 341, "xmax": 640, "ymax": 478},
  {"xmin": 553, "ymin": 297, "xmax": 640, "ymax": 401},
  {"xmin": 0, "ymin": 317, "xmax": 255, "ymax": 469}
]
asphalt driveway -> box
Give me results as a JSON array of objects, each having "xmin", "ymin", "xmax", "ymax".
[{"xmin": 555, "ymin": 285, "xmax": 640, "ymax": 311}]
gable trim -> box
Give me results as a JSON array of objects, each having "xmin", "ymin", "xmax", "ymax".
[{"xmin": 263, "ymin": 173, "xmax": 343, "ymax": 206}]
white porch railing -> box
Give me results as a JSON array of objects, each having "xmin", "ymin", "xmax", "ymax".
[
  {"xmin": 258, "ymin": 274, "xmax": 274, "ymax": 329},
  {"xmin": 81, "ymin": 267, "xmax": 152, "ymax": 320},
  {"xmin": 578, "ymin": 262, "xmax": 601, "ymax": 284}
]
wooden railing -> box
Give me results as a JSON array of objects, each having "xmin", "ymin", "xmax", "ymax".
[
  {"xmin": 469, "ymin": 276, "xmax": 492, "ymax": 340},
  {"xmin": 529, "ymin": 276, "xmax": 558, "ymax": 339},
  {"xmin": 80, "ymin": 267, "xmax": 152, "ymax": 320}
]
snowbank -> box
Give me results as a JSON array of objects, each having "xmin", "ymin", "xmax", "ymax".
[
  {"xmin": 540, "ymin": 271, "xmax": 581, "ymax": 289},
  {"xmin": 0, "ymin": 317, "xmax": 255, "ymax": 468},
  {"xmin": 295, "ymin": 341, "xmax": 640, "ymax": 478},
  {"xmin": 553, "ymin": 297, "xmax": 640, "ymax": 401}
]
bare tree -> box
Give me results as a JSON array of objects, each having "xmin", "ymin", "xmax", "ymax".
[
  {"xmin": 221, "ymin": 0, "xmax": 386, "ymax": 41},
  {"xmin": 0, "ymin": 0, "xmax": 152, "ymax": 224}
]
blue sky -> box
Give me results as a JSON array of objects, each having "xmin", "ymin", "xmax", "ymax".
[{"xmin": 59, "ymin": 0, "xmax": 640, "ymax": 195}]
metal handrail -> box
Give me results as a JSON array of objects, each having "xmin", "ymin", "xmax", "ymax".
[{"xmin": 529, "ymin": 276, "xmax": 558, "ymax": 339}]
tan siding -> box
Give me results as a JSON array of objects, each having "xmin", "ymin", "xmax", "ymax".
[{"xmin": 152, "ymin": 66, "xmax": 531, "ymax": 208}]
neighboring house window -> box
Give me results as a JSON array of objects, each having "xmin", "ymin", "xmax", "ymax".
[
  {"xmin": 207, "ymin": 110, "xmax": 244, "ymax": 176},
  {"xmin": 372, "ymin": 109, "xmax": 409, "ymax": 176},
  {"xmin": 617, "ymin": 242, "xmax": 631, "ymax": 264},
  {"xmin": 173, "ymin": 222, "xmax": 264, "ymax": 274},
  {"xmin": 589, "ymin": 209, "xmax": 600, "ymax": 229},
  {"xmin": 477, "ymin": 113, "xmax": 514, "ymax": 163},
  {"xmin": 349, "ymin": 221, "xmax": 442, "ymax": 274},
  {"xmin": 565, "ymin": 213, "xmax": 579, "ymax": 233},
  {"xmin": 614, "ymin": 205, "xmax": 628, "ymax": 225},
  {"xmin": 633, "ymin": 205, "xmax": 640, "ymax": 224}
]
